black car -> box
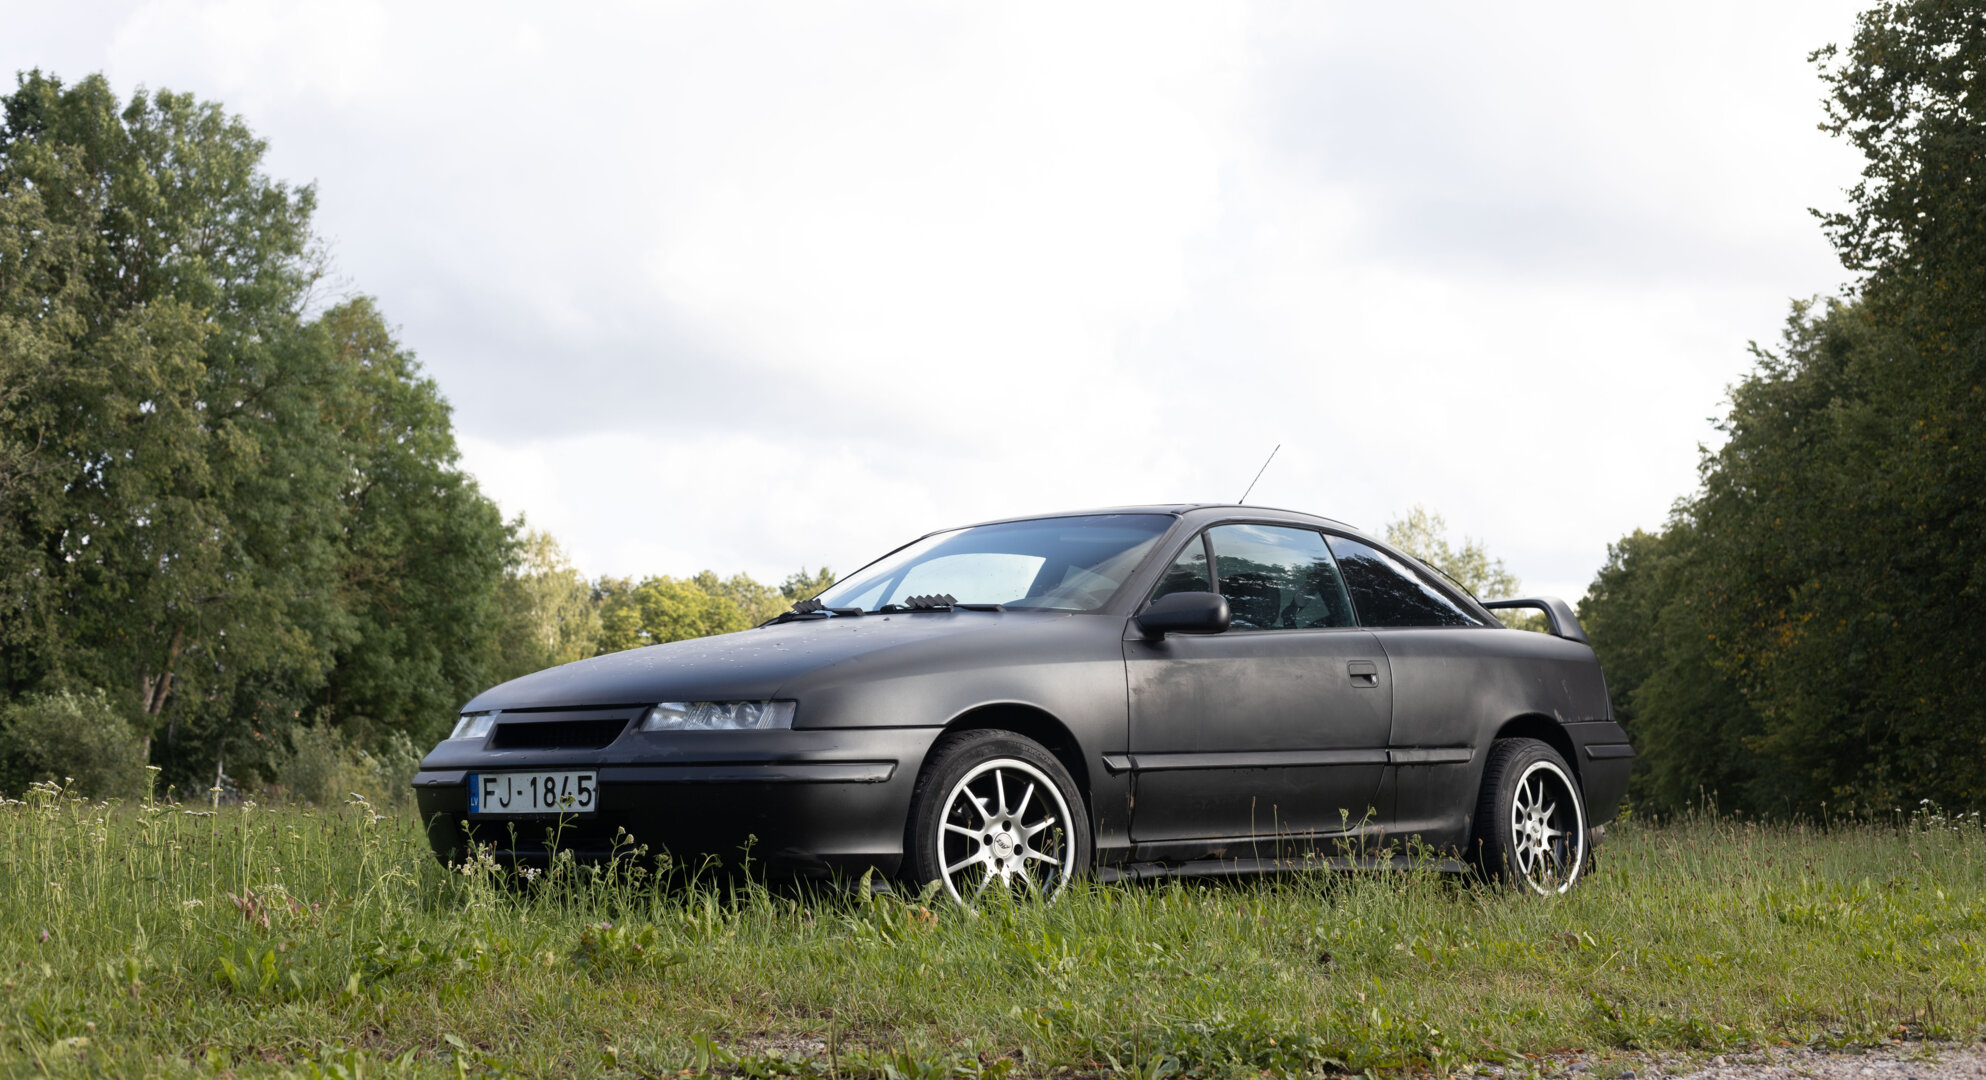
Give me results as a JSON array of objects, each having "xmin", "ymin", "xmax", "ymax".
[{"xmin": 414, "ymin": 505, "xmax": 1633, "ymax": 897}]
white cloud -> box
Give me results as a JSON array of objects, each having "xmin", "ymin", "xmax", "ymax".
[{"xmin": 3, "ymin": 0, "xmax": 1869, "ymax": 597}]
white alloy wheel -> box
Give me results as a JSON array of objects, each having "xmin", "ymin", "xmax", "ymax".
[
  {"xmin": 935, "ymin": 757, "xmax": 1077, "ymax": 903},
  {"xmin": 1471, "ymin": 737, "xmax": 1590, "ymax": 894},
  {"xmin": 1506, "ymin": 759, "xmax": 1587, "ymax": 894}
]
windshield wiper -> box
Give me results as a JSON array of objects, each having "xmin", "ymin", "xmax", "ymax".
[
  {"xmin": 875, "ymin": 593, "xmax": 951, "ymax": 613},
  {"xmin": 766, "ymin": 598, "xmax": 866, "ymax": 625},
  {"xmin": 873, "ymin": 594, "xmax": 1006, "ymax": 614}
]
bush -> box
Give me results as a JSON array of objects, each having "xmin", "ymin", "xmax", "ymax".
[
  {"xmin": 0, "ymin": 689, "xmax": 149, "ymax": 800},
  {"xmin": 269, "ymin": 723, "xmax": 422, "ymax": 812}
]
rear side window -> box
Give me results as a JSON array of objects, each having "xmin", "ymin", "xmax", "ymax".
[
  {"xmin": 1208, "ymin": 524, "xmax": 1356, "ymax": 631},
  {"xmin": 1325, "ymin": 536, "xmax": 1481, "ymax": 628}
]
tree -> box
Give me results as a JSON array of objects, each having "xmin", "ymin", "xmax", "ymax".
[
  {"xmin": 1583, "ymin": 1, "xmax": 1986, "ymax": 815},
  {"xmin": 595, "ymin": 576, "xmax": 753, "ymax": 653},
  {"xmin": 1, "ymin": 73, "xmax": 342, "ymax": 762},
  {"xmin": 1816, "ymin": 1, "xmax": 1986, "ymax": 337},
  {"xmin": 1384, "ymin": 505, "xmax": 1540, "ymax": 631},
  {"xmin": 312, "ymin": 299, "xmax": 511, "ymax": 747},
  {"xmin": 0, "ymin": 72, "xmax": 511, "ymax": 783},
  {"xmin": 1579, "ymin": 525, "xmax": 1766, "ymax": 814},
  {"xmin": 781, "ymin": 566, "xmax": 836, "ymax": 602},
  {"xmin": 584, "ymin": 567, "xmax": 834, "ymax": 656},
  {"xmin": 697, "ymin": 570, "xmax": 789, "ymax": 626},
  {"xmin": 495, "ymin": 525, "xmax": 601, "ymax": 681},
  {"xmin": 1384, "ymin": 506, "xmax": 1521, "ymax": 598}
]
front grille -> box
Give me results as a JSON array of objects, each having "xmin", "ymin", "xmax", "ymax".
[{"xmin": 489, "ymin": 717, "xmax": 629, "ymax": 750}]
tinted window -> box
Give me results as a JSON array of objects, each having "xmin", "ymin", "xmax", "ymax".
[
  {"xmin": 1325, "ymin": 536, "xmax": 1481, "ymax": 628},
  {"xmin": 1148, "ymin": 536, "xmax": 1211, "ymax": 602},
  {"xmin": 818, "ymin": 514, "xmax": 1172, "ymax": 612},
  {"xmin": 1208, "ymin": 524, "xmax": 1356, "ymax": 631}
]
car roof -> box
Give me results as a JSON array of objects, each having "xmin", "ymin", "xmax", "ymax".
[
  {"xmin": 889, "ymin": 504, "xmax": 1493, "ymax": 623},
  {"xmin": 943, "ymin": 504, "xmax": 1367, "ymax": 538}
]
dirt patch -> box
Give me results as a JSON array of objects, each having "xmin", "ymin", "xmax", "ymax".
[
  {"xmin": 1655, "ymin": 1045, "xmax": 1986, "ymax": 1080},
  {"xmin": 1490, "ymin": 1045, "xmax": 1986, "ymax": 1080}
]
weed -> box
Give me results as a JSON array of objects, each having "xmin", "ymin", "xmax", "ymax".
[{"xmin": 0, "ymin": 796, "xmax": 1981, "ymax": 1077}]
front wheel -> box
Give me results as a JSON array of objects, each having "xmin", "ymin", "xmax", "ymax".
[
  {"xmin": 1470, "ymin": 737, "xmax": 1588, "ymax": 894},
  {"xmin": 905, "ymin": 730, "xmax": 1090, "ymax": 904}
]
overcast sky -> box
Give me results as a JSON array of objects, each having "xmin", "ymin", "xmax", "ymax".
[{"xmin": 4, "ymin": 1, "xmax": 1870, "ymax": 599}]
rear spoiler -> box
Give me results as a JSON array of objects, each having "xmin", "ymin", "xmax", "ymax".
[{"xmin": 1481, "ymin": 596, "xmax": 1589, "ymax": 645}]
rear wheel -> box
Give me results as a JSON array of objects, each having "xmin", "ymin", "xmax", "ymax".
[
  {"xmin": 1470, "ymin": 737, "xmax": 1588, "ymax": 894},
  {"xmin": 905, "ymin": 730, "xmax": 1089, "ymax": 903}
]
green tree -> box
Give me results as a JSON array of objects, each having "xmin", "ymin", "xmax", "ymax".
[
  {"xmin": 780, "ymin": 566, "xmax": 836, "ymax": 602},
  {"xmin": 0, "ymin": 72, "xmax": 510, "ymax": 782},
  {"xmin": 1579, "ymin": 525, "xmax": 1765, "ymax": 814},
  {"xmin": 1384, "ymin": 505, "xmax": 1522, "ymax": 598},
  {"xmin": 0, "ymin": 72, "xmax": 342, "ymax": 764},
  {"xmin": 312, "ymin": 299, "xmax": 510, "ymax": 747},
  {"xmin": 585, "ymin": 567, "xmax": 834, "ymax": 656},
  {"xmin": 495, "ymin": 525, "xmax": 601, "ymax": 680},
  {"xmin": 1384, "ymin": 505, "xmax": 1541, "ymax": 631},
  {"xmin": 697, "ymin": 570, "xmax": 789, "ymax": 626},
  {"xmin": 595, "ymin": 576, "xmax": 753, "ymax": 653},
  {"xmin": 1585, "ymin": 1, "xmax": 1986, "ymax": 815}
]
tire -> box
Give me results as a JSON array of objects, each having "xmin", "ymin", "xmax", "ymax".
[
  {"xmin": 904, "ymin": 729, "xmax": 1090, "ymax": 903},
  {"xmin": 1469, "ymin": 737, "xmax": 1589, "ymax": 894}
]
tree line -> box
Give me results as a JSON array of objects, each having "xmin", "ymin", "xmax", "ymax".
[
  {"xmin": 1577, "ymin": 0, "xmax": 1985, "ymax": 817},
  {"xmin": 0, "ymin": 71, "xmax": 830, "ymax": 797},
  {"xmin": 6, "ymin": 0, "xmax": 1979, "ymax": 816}
]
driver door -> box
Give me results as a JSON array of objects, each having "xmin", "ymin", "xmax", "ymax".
[{"xmin": 1123, "ymin": 523, "xmax": 1393, "ymax": 858}]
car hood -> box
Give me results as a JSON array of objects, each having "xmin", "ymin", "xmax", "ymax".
[{"xmin": 461, "ymin": 610, "xmax": 1096, "ymax": 713}]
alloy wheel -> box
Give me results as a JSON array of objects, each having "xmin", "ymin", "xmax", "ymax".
[
  {"xmin": 1506, "ymin": 759, "xmax": 1587, "ymax": 894},
  {"xmin": 936, "ymin": 757, "xmax": 1075, "ymax": 903}
]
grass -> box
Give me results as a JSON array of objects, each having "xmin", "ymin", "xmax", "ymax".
[{"xmin": 0, "ymin": 781, "xmax": 1982, "ymax": 1079}]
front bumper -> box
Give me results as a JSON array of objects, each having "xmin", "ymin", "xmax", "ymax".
[{"xmin": 411, "ymin": 727, "xmax": 940, "ymax": 878}]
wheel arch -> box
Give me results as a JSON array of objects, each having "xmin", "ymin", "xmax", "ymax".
[
  {"xmin": 939, "ymin": 703, "xmax": 1090, "ymax": 811},
  {"xmin": 1490, "ymin": 714, "xmax": 1581, "ymax": 783}
]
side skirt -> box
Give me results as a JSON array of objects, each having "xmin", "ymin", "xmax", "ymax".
[{"xmin": 1096, "ymin": 853, "xmax": 1472, "ymax": 882}]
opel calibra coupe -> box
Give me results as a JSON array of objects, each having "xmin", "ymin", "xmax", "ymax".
[{"xmin": 414, "ymin": 505, "xmax": 1633, "ymax": 897}]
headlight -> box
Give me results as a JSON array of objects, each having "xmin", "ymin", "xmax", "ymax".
[
  {"xmin": 450, "ymin": 711, "xmax": 499, "ymax": 740},
  {"xmin": 638, "ymin": 701, "xmax": 796, "ymax": 732}
]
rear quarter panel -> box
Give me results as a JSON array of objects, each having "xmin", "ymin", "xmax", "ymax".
[{"xmin": 1371, "ymin": 628, "xmax": 1613, "ymax": 853}]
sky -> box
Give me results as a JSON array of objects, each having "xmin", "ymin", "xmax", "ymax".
[{"xmin": 2, "ymin": 1, "xmax": 1871, "ymax": 600}]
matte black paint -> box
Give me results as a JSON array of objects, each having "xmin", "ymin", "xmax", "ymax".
[
  {"xmin": 415, "ymin": 504, "xmax": 1633, "ymax": 880},
  {"xmin": 1123, "ymin": 626, "xmax": 1391, "ymax": 852}
]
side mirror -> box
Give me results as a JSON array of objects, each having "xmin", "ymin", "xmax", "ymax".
[{"xmin": 1136, "ymin": 591, "xmax": 1231, "ymax": 640}]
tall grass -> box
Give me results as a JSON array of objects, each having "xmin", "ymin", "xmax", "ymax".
[{"xmin": 1, "ymin": 784, "xmax": 1980, "ymax": 1078}]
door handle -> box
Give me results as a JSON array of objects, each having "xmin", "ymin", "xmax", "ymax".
[{"xmin": 1347, "ymin": 660, "xmax": 1379, "ymax": 687}]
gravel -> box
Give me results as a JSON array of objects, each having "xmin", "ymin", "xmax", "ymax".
[
  {"xmin": 1488, "ymin": 1045, "xmax": 1986, "ymax": 1080},
  {"xmin": 1660, "ymin": 1046, "xmax": 1986, "ymax": 1080}
]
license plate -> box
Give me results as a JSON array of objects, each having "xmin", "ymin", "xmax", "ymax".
[{"xmin": 467, "ymin": 772, "xmax": 598, "ymax": 816}]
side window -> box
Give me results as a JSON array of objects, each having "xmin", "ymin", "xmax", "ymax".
[
  {"xmin": 1147, "ymin": 536, "xmax": 1212, "ymax": 602},
  {"xmin": 1325, "ymin": 536, "xmax": 1481, "ymax": 628},
  {"xmin": 1207, "ymin": 524, "xmax": 1356, "ymax": 631}
]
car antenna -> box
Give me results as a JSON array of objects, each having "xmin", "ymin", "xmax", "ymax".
[{"xmin": 1237, "ymin": 444, "xmax": 1280, "ymax": 504}]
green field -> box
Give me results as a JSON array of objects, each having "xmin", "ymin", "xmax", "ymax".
[{"xmin": 1, "ymin": 783, "xmax": 1981, "ymax": 1079}]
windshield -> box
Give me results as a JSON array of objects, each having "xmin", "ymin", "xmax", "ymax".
[{"xmin": 817, "ymin": 514, "xmax": 1174, "ymax": 612}]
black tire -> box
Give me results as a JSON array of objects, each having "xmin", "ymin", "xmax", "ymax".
[
  {"xmin": 1469, "ymin": 737, "xmax": 1589, "ymax": 894},
  {"xmin": 904, "ymin": 729, "xmax": 1090, "ymax": 903}
]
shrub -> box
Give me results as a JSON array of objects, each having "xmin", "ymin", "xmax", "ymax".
[
  {"xmin": 270, "ymin": 723, "xmax": 422, "ymax": 811},
  {"xmin": 0, "ymin": 689, "xmax": 149, "ymax": 800}
]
